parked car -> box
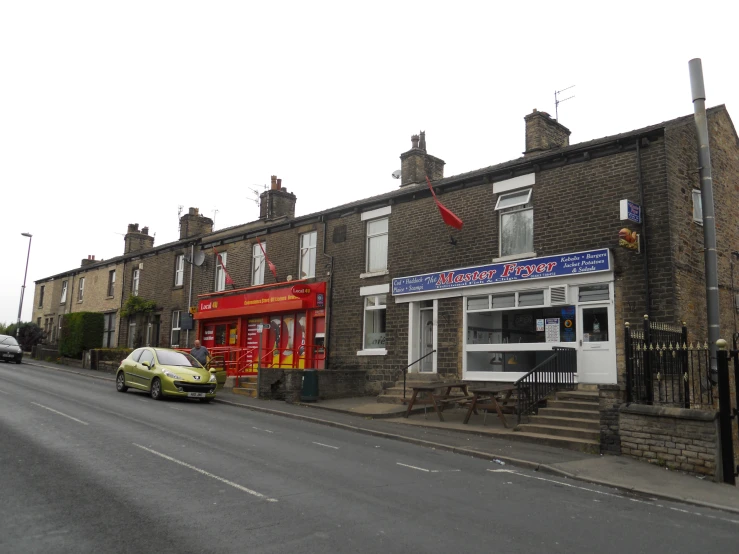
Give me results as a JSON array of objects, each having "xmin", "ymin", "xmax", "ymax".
[
  {"xmin": 116, "ymin": 347, "xmax": 218, "ymax": 402},
  {"xmin": 0, "ymin": 335, "xmax": 23, "ymax": 364}
]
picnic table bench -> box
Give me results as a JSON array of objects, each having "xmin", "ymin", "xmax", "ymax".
[
  {"xmin": 403, "ymin": 381, "xmax": 476, "ymax": 421},
  {"xmin": 463, "ymin": 385, "xmax": 518, "ymax": 428}
]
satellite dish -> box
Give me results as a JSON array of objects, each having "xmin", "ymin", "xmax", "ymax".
[
  {"xmin": 193, "ymin": 251, "xmax": 205, "ymax": 266},
  {"xmin": 286, "ymin": 274, "xmax": 293, "ymax": 281},
  {"xmin": 391, "ymin": 169, "xmax": 401, "ymax": 179}
]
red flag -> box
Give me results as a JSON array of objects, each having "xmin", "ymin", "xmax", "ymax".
[
  {"xmin": 213, "ymin": 248, "xmax": 234, "ymax": 286},
  {"xmin": 256, "ymin": 237, "xmax": 278, "ymax": 280},
  {"xmin": 426, "ymin": 176, "xmax": 463, "ymax": 230}
]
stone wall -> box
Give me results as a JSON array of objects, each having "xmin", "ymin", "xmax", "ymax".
[
  {"xmin": 599, "ymin": 385, "xmax": 625, "ymax": 454},
  {"xmin": 258, "ymin": 368, "xmax": 370, "ymax": 402},
  {"xmin": 619, "ymin": 403, "xmax": 720, "ymax": 480}
]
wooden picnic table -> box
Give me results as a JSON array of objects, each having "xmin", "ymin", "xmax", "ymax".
[
  {"xmin": 463, "ymin": 385, "xmax": 518, "ymax": 428},
  {"xmin": 403, "ymin": 381, "xmax": 475, "ymax": 421}
]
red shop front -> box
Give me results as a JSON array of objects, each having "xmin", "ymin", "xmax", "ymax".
[{"xmin": 194, "ymin": 282, "xmax": 327, "ymax": 375}]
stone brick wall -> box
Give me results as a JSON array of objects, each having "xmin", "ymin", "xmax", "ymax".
[
  {"xmin": 619, "ymin": 403, "xmax": 720, "ymax": 479},
  {"xmin": 258, "ymin": 368, "xmax": 369, "ymax": 402},
  {"xmin": 599, "ymin": 384, "xmax": 625, "ymax": 454}
]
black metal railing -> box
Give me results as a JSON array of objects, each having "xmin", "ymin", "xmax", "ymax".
[
  {"xmin": 393, "ymin": 350, "xmax": 436, "ymax": 399},
  {"xmin": 515, "ymin": 346, "xmax": 577, "ymax": 424},
  {"xmin": 625, "ymin": 317, "xmax": 713, "ymax": 408}
]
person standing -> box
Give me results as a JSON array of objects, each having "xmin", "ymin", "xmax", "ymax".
[{"xmin": 190, "ymin": 340, "xmax": 209, "ymax": 367}]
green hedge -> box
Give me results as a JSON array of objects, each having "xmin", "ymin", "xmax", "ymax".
[{"xmin": 59, "ymin": 312, "xmax": 104, "ymax": 359}]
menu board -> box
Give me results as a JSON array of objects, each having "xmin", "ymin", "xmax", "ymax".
[{"xmin": 545, "ymin": 318, "xmax": 561, "ymax": 342}]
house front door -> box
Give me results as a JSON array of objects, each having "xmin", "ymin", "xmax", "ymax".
[{"xmin": 577, "ymin": 304, "xmax": 616, "ymax": 384}]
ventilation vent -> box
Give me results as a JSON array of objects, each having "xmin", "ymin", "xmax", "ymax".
[{"xmin": 550, "ymin": 285, "xmax": 568, "ymax": 305}]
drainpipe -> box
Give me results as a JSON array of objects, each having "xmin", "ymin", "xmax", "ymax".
[
  {"xmin": 118, "ymin": 260, "xmax": 126, "ymax": 347},
  {"xmin": 636, "ymin": 139, "xmax": 650, "ymax": 318},
  {"xmin": 689, "ymin": 58, "xmax": 720, "ymax": 372},
  {"xmin": 186, "ymin": 243, "xmax": 194, "ymax": 347},
  {"xmin": 322, "ymin": 216, "xmax": 334, "ymax": 369}
]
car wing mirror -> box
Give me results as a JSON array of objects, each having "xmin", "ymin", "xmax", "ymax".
[{"xmin": 141, "ymin": 361, "xmax": 151, "ymax": 368}]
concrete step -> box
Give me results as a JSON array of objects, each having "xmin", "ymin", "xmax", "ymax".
[
  {"xmin": 403, "ymin": 373, "xmax": 442, "ymax": 382},
  {"xmin": 504, "ymin": 431, "xmax": 600, "ymax": 454},
  {"xmin": 546, "ymin": 400, "xmax": 600, "ymax": 412},
  {"xmin": 377, "ymin": 395, "xmax": 408, "ymax": 405},
  {"xmin": 529, "ymin": 415, "xmax": 600, "ymax": 430},
  {"xmin": 232, "ymin": 387, "xmax": 257, "ymax": 398},
  {"xmin": 555, "ymin": 390, "xmax": 599, "ymax": 403},
  {"xmin": 576, "ymin": 384, "xmax": 598, "ymax": 392},
  {"xmin": 538, "ymin": 407, "xmax": 600, "ymax": 420},
  {"xmin": 515, "ymin": 423, "xmax": 600, "ymax": 441},
  {"xmin": 236, "ymin": 376, "xmax": 258, "ymax": 385}
]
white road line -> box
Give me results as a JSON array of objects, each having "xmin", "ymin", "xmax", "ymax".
[
  {"xmin": 168, "ymin": 406, "xmax": 183, "ymax": 411},
  {"xmin": 133, "ymin": 444, "xmax": 277, "ymax": 502},
  {"xmin": 312, "ymin": 442, "xmax": 339, "ymax": 450},
  {"xmin": 0, "ymin": 389, "xmax": 9, "ymax": 395},
  {"xmin": 31, "ymin": 402, "xmax": 89, "ymax": 426},
  {"xmin": 488, "ymin": 469, "xmax": 739, "ymax": 524},
  {"xmin": 252, "ymin": 426, "xmax": 274, "ymax": 433},
  {"xmin": 397, "ymin": 462, "xmax": 460, "ymax": 473},
  {"xmin": 397, "ymin": 462, "xmax": 431, "ymax": 472}
]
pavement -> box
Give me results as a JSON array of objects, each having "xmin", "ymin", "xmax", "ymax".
[{"xmin": 21, "ymin": 358, "xmax": 739, "ymax": 515}]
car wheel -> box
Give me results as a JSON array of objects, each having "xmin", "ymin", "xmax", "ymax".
[
  {"xmin": 150, "ymin": 378, "xmax": 164, "ymax": 401},
  {"xmin": 200, "ymin": 397, "xmax": 212, "ymax": 404},
  {"xmin": 116, "ymin": 371, "xmax": 128, "ymax": 392},
  {"xmin": 16, "ymin": 360, "xmax": 22, "ymax": 364}
]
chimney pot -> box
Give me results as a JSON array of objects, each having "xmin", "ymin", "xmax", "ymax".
[
  {"xmin": 142, "ymin": 226, "xmax": 149, "ymax": 235},
  {"xmin": 277, "ymin": 178, "xmax": 282, "ymax": 189},
  {"xmin": 271, "ymin": 175, "xmax": 278, "ymax": 190},
  {"xmin": 411, "ymin": 134, "xmax": 420, "ymax": 149}
]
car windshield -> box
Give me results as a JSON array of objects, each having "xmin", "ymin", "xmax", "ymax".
[
  {"xmin": 155, "ymin": 349, "xmax": 202, "ymax": 368},
  {"xmin": 0, "ymin": 335, "xmax": 19, "ymax": 346}
]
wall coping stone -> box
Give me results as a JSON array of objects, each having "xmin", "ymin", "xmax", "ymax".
[{"xmin": 620, "ymin": 403, "xmax": 717, "ymax": 422}]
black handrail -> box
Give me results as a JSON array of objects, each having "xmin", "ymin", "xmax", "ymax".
[
  {"xmin": 395, "ymin": 350, "xmax": 436, "ymax": 399},
  {"xmin": 515, "ymin": 347, "xmax": 577, "ymax": 424}
]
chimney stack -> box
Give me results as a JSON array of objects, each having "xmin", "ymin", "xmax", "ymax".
[
  {"xmin": 399, "ymin": 131, "xmax": 445, "ymax": 187},
  {"xmin": 124, "ymin": 223, "xmax": 155, "ymax": 254},
  {"xmin": 523, "ymin": 109, "xmax": 571, "ymax": 157},
  {"xmin": 260, "ymin": 175, "xmax": 296, "ymax": 221},
  {"xmin": 81, "ymin": 254, "xmax": 97, "ymax": 268},
  {"xmin": 179, "ymin": 207, "xmax": 213, "ymax": 239}
]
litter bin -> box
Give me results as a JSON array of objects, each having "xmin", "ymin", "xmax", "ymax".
[{"xmin": 301, "ymin": 369, "xmax": 319, "ymax": 402}]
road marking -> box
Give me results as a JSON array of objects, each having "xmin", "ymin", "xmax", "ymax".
[
  {"xmin": 31, "ymin": 402, "xmax": 89, "ymax": 425},
  {"xmin": 396, "ymin": 462, "xmax": 459, "ymax": 473},
  {"xmin": 398, "ymin": 462, "xmax": 431, "ymax": 472},
  {"xmin": 488, "ymin": 469, "xmax": 739, "ymax": 524},
  {"xmin": 168, "ymin": 406, "xmax": 183, "ymax": 411},
  {"xmin": 0, "ymin": 388, "xmax": 9, "ymax": 395},
  {"xmin": 133, "ymin": 444, "xmax": 277, "ymax": 502},
  {"xmin": 252, "ymin": 426, "xmax": 274, "ymax": 433},
  {"xmin": 312, "ymin": 442, "xmax": 339, "ymax": 450}
]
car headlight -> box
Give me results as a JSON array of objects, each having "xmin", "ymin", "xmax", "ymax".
[
  {"xmin": 209, "ymin": 373, "xmax": 217, "ymax": 383},
  {"xmin": 162, "ymin": 370, "xmax": 182, "ymax": 379}
]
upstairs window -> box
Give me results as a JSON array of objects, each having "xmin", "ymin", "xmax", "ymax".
[
  {"xmin": 299, "ymin": 231, "xmax": 317, "ymax": 279},
  {"xmin": 175, "ymin": 255, "xmax": 184, "ymax": 286},
  {"xmin": 215, "ymin": 251, "xmax": 229, "ymax": 291},
  {"xmin": 107, "ymin": 270, "xmax": 116, "ymax": 297},
  {"xmin": 132, "ymin": 269, "xmax": 140, "ymax": 296},
  {"xmin": 366, "ymin": 218, "xmax": 388, "ymax": 273},
  {"xmin": 692, "ymin": 189, "xmax": 703, "ymax": 225},
  {"xmin": 252, "ymin": 244, "xmax": 265, "ymax": 286},
  {"xmin": 78, "ymin": 278, "xmax": 85, "ymax": 302},
  {"xmin": 60, "ymin": 281, "xmax": 68, "ymax": 304},
  {"xmin": 38, "ymin": 285, "xmax": 45, "ymax": 308},
  {"xmin": 495, "ymin": 188, "xmax": 533, "ymax": 257}
]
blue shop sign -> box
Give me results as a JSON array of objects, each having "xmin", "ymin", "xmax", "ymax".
[{"xmin": 392, "ymin": 249, "xmax": 611, "ymax": 295}]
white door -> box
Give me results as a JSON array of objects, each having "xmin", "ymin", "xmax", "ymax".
[
  {"xmin": 577, "ymin": 304, "xmax": 616, "ymax": 384},
  {"xmin": 419, "ymin": 307, "xmax": 435, "ymax": 373}
]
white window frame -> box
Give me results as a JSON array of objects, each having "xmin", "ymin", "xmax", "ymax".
[
  {"xmin": 495, "ymin": 188, "xmax": 534, "ymax": 259},
  {"xmin": 107, "ymin": 270, "xmax": 116, "ymax": 297},
  {"xmin": 60, "ymin": 280, "xmax": 68, "ymax": 304},
  {"xmin": 132, "ymin": 268, "xmax": 140, "ymax": 296},
  {"xmin": 252, "ymin": 244, "xmax": 265, "ymax": 286},
  {"xmin": 358, "ymin": 284, "xmax": 389, "ymax": 355},
  {"xmin": 215, "ymin": 251, "xmax": 228, "ymax": 291},
  {"xmin": 171, "ymin": 310, "xmax": 181, "ymax": 347},
  {"xmin": 692, "ymin": 189, "xmax": 703, "ymax": 225},
  {"xmin": 299, "ymin": 231, "xmax": 317, "ymax": 279},
  {"xmin": 175, "ymin": 254, "xmax": 184, "ymax": 286},
  {"xmin": 78, "ymin": 278, "xmax": 84, "ymax": 302},
  {"xmin": 128, "ymin": 319, "xmax": 136, "ymax": 348},
  {"xmin": 365, "ymin": 217, "xmax": 389, "ymax": 274}
]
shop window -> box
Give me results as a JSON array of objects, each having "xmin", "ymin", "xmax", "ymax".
[
  {"xmin": 495, "ymin": 188, "xmax": 533, "ymax": 257},
  {"xmin": 692, "ymin": 189, "xmax": 703, "ymax": 225},
  {"xmin": 216, "ymin": 251, "xmax": 229, "ymax": 291},
  {"xmin": 578, "ymin": 284, "xmax": 610, "ymax": 303},
  {"xmin": 363, "ymin": 294, "xmax": 387, "ymax": 350},
  {"xmin": 60, "ymin": 280, "xmax": 68, "ymax": 304},
  {"xmin": 299, "ymin": 231, "xmax": 317, "ymax": 279},
  {"xmin": 492, "ymin": 294, "xmax": 515, "ymax": 309},
  {"xmin": 518, "ymin": 290, "xmax": 544, "ymax": 307},
  {"xmin": 467, "ymin": 296, "xmax": 489, "ymax": 311},
  {"xmin": 175, "ymin": 255, "xmax": 184, "ymax": 286},
  {"xmin": 132, "ymin": 269, "xmax": 140, "ymax": 296},
  {"xmin": 252, "ymin": 244, "xmax": 265, "ymax": 286},
  {"xmin": 78, "ymin": 278, "xmax": 85, "ymax": 302},
  {"xmin": 171, "ymin": 310, "xmax": 181, "ymax": 347},
  {"xmin": 107, "ymin": 270, "xmax": 116, "ymax": 297},
  {"xmin": 366, "ymin": 218, "xmax": 388, "ymax": 273}
]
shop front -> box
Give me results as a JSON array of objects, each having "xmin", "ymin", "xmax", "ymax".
[
  {"xmin": 392, "ymin": 249, "xmax": 617, "ymax": 384},
  {"xmin": 194, "ymin": 282, "xmax": 327, "ymax": 374}
]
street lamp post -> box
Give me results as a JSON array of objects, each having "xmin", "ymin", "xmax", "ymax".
[{"xmin": 16, "ymin": 232, "xmax": 33, "ymax": 338}]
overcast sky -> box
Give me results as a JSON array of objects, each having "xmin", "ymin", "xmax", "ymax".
[{"xmin": 1, "ymin": 1, "xmax": 737, "ymax": 326}]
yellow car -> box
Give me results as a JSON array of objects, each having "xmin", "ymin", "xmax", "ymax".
[{"xmin": 116, "ymin": 347, "xmax": 219, "ymax": 402}]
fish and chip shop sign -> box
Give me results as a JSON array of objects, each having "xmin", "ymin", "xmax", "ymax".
[{"xmin": 392, "ymin": 249, "xmax": 611, "ymax": 295}]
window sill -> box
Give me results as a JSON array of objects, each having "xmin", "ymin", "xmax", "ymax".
[
  {"xmin": 360, "ymin": 270, "xmax": 389, "ymax": 279},
  {"xmin": 357, "ymin": 349, "xmax": 387, "ymax": 356},
  {"xmin": 493, "ymin": 252, "xmax": 537, "ymax": 263}
]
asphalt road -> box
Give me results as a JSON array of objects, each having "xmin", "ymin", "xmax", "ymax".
[{"xmin": 1, "ymin": 361, "xmax": 737, "ymax": 554}]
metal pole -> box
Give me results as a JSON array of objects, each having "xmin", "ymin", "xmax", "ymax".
[
  {"xmin": 689, "ymin": 58, "xmax": 720, "ymax": 373},
  {"xmin": 716, "ymin": 340, "xmax": 735, "ymax": 484},
  {"xmin": 186, "ymin": 244, "xmax": 194, "ymax": 347},
  {"xmin": 16, "ymin": 233, "xmax": 32, "ymax": 338}
]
